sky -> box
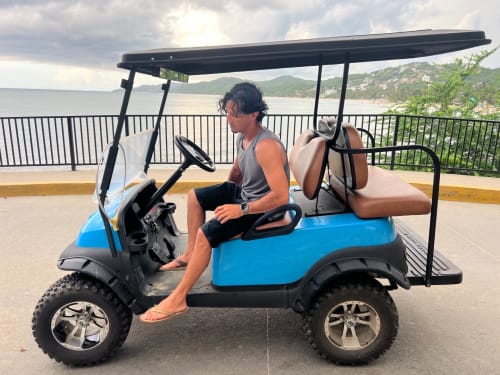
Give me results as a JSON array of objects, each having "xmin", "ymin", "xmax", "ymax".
[{"xmin": 0, "ymin": 0, "xmax": 499, "ymax": 91}]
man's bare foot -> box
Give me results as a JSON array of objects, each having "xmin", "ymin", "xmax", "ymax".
[
  {"xmin": 139, "ymin": 306, "xmax": 189, "ymax": 324},
  {"xmin": 159, "ymin": 257, "xmax": 188, "ymax": 271}
]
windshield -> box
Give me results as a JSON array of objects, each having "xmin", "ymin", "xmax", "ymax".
[{"xmin": 95, "ymin": 130, "xmax": 153, "ymax": 210}]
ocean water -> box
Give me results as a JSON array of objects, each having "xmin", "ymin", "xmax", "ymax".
[
  {"xmin": 0, "ymin": 88, "xmax": 389, "ymax": 117},
  {"xmin": 0, "ymin": 88, "xmax": 390, "ymax": 170}
]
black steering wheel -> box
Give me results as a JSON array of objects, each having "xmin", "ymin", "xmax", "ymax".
[{"xmin": 174, "ymin": 135, "xmax": 216, "ymax": 172}]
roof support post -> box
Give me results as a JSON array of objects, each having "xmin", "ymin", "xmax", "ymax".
[
  {"xmin": 313, "ymin": 62, "xmax": 323, "ymax": 130},
  {"xmin": 98, "ymin": 70, "xmax": 135, "ymax": 257},
  {"xmin": 332, "ymin": 56, "xmax": 350, "ymax": 143},
  {"xmin": 145, "ymin": 80, "xmax": 171, "ymax": 173}
]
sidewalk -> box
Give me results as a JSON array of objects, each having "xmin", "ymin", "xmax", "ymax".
[{"xmin": 1, "ymin": 166, "xmax": 499, "ymax": 204}]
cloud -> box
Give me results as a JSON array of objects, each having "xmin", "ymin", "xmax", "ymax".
[
  {"xmin": 0, "ymin": 0, "xmax": 498, "ymax": 90},
  {"xmin": 158, "ymin": 4, "xmax": 231, "ymax": 47},
  {"xmin": 0, "ymin": 1, "xmax": 168, "ymax": 66}
]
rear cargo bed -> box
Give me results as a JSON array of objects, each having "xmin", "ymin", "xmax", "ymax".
[{"xmin": 395, "ymin": 220, "xmax": 462, "ymax": 286}]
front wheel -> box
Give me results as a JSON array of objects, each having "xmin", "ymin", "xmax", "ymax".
[
  {"xmin": 303, "ymin": 280, "xmax": 398, "ymax": 365},
  {"xmin": 32, "ymin": 273, "xmax": 132, "ymax": 366}
]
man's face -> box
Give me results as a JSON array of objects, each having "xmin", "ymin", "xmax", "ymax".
[{"xmin": 225, "ymin": 100, "xmax": 257, "ymax": 133}]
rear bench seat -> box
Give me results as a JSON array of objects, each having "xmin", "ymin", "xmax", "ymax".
[
  {"xmin": 244, "ymin": 121, "xmax": 430, "ymax": 234},
  {"xmin": 328, "ymin": 124, "xmax": 431, "ymax": 218}
]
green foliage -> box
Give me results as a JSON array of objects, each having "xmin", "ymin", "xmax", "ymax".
[
  {"xmin": 385, "ymin": 48, "xmax": 500, "ymax": 176},
  {"xmin": 391, "ymin": 48, "xmax": 499, "ymax": 119}
]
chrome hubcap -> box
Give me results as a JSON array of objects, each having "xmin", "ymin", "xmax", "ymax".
[
  {"xmin": 51, "ymin": 302, "xmax": 110, "ymax": 351},
  {"xmin": 324, "ymin": 301, "xmax": 380, "ymax": 350}
]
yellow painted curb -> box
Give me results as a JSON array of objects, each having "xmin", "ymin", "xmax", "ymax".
[
  {"xmin": 0, "ymin": 182, "xmax": 96, "ymax": 197},
  {"xmin": 1, "ymin": 180, "xmax": 499, "ymax": 205},
  {"xmin": 0, "ymin": 180, "xmax": 224, "ymax": 197},
  {"xmin": 410, "ymin": 182, "xmax": 500, "ymax": 205}
]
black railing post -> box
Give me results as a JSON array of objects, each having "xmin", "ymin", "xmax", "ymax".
[
  {"xmin": 390, "ymin": 115, "xmax": 401, "ymax": 170},
  {"xmin": 66, "ymin": 116, "xmax": 77, "ymax": 171}
]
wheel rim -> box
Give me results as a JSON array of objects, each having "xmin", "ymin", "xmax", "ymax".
[
  {"xmin": 324, "ymin": 300, "xmax": 380, "ymax": 350},
  {"xmin": 50, "ymin": 301, "xmax": 110, "ymax": 351}
]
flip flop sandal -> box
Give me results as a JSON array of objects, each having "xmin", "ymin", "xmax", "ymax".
[
  {"xmin": 159, "ymin": 259, "xmax": 188, "ymax": 271},
  {"xmin": 139, "ymin": 307, "xmax": 189, "ymax": 324}
]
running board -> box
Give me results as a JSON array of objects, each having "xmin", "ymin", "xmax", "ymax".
[
  {"xmin": 143, "ymin": 267, "xmax": 290, "ymax": 308},
  {"xmin": 395, "ymin": 220, "xmax": 462, "ymax": 286}
]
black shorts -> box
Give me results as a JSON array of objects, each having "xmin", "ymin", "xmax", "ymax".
[{"xmin": 195, "ymin": 182, "xmax": 262, "ymax": 247}]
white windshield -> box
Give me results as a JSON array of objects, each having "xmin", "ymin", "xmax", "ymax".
[{"xmin": 94, "ymin": 130, "xmax": 153, "ymax": 210}]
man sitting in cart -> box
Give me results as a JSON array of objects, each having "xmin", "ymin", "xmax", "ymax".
[{"xmin": 140, "ymin": 82, "xmax": 291, "ymax": 323}]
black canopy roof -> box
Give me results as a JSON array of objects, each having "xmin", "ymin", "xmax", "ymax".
[{"xmin": 118, "ymin": 29, "xmax": 490, "ymax": 78}]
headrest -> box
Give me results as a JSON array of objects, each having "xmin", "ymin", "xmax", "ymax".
[
  {"xmin": 289, "ymin": 129, "xmax": 316, "ymax": 170},
  {"xmin": 328, "ymin": 124, "xmax": 368, "ymax": 190},
  {"xmin": 290, "ymin": 130, "xmax": 327, "ymax": 199}
]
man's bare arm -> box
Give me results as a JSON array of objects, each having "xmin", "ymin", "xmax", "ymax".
[
  {"xmin": 227, "ymin": 159, "xmax": 242, "ymax": 185},
  {"xmin": 214, "ymin": 139, "xmax": 288, "ymax": 224},
  {"xmin": 246, "ymin": 139, "xmax": 289, "ymax": 214}
]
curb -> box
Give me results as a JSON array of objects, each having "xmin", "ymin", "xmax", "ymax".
[
  {"xmin": 1, "ymin": 180, "xmax": 499, "ymax": 204},
  {"xmin": 410, "ymin": 182, "xmax": 500, "ymax": 205},
  {"xmin": 0, "ymin": 180, "xmax": 219, "ymax": 197}
]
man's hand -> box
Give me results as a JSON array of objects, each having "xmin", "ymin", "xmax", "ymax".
[{"xmin": 214, "ymin": 204, "xmax": 243, "ymax": 224}]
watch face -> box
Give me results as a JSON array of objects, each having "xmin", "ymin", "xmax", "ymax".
[{"xmin": 241, "ymin": 202, "xmax": 248, "ymax": 214}]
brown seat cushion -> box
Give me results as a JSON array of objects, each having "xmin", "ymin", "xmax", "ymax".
[
  {"xmin": 231, "ymin": 211, "xmax": 292, "ymax": 240},
  {"xmin": 331, "ymin": 165, "xmax": 431, "ymax": 218},
  {"xmin": 289, "ymin": 130, "xmax": 327, "ymax": 199},
  {"xmin": 254, "ymin": 211, "xmax": 292, "ymax": 230}
]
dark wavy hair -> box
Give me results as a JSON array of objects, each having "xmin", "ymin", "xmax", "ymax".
[{"xmin": 218, "ymin": 82, "xmax": 268, "ymax": 122}]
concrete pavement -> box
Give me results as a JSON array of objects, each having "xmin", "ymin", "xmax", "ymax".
[{"xmin": 1, "ymin": 194, "xmax": 500, "ymax": 374}]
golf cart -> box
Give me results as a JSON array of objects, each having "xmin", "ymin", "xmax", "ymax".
[{"xmin": 32, "ymin": 29, "xmax": 490, "ymax": 366}]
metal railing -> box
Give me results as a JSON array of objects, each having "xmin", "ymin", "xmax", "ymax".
[{"xmin": 1, "ymin": 113, "xmax": 499, "ymax": 175}]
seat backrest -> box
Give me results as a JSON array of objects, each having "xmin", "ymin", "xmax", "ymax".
[
  {"xmin": 328, "ymin": 124, "xmax": 368, "ymax": 190},
  {"xmin": 289, "ymin": 130, "xmax": 328, "ymax": 199}
]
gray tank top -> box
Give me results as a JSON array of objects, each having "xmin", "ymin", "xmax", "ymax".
[{"xmin": 237, "ymin": 128, "xmax": 290, "ymax": 201}]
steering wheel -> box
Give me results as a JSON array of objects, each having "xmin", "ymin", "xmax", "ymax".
[{"xmin": 174, "ymin": 135, "xmax": 216, "ymax": 172}]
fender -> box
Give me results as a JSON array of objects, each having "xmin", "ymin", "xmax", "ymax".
[
  {"xmin": 290, "ymin": 235, "xmax": 411, "ymax": 313},
  {"xmin": 57, "ymin": 242, "xmax": 146, "ymax": 314}
]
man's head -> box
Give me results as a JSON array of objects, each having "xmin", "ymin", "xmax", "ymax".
[{"xmin": 218, "ymin": 82, "xmax": 268, "ymax": 123}]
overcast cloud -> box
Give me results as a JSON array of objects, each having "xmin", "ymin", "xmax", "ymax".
[{"xmin": 0, "ymin": 0, "xmax": 498, "ymax": 90}]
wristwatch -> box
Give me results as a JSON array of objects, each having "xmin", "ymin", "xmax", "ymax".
[{"xmin": 240, "ymin": 202, "xmax": 249, "ymax": 215}]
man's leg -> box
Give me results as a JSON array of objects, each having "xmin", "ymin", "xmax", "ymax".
[
  {"xmin": 141, "ymin": 228, "xmax": 212, "ymax": 320},
  {"xmin": 160, "ymin": 188, "xmax": 204, "ymax": 270}
]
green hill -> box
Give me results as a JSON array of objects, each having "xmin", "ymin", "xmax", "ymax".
[{"xmin": 134, "ymin": 62, "xmax": 500, "ymax": 103}]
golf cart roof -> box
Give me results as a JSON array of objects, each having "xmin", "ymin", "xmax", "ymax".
[{"xmin": 118, "ymin": 29, "xmax": 490, "ymax": 78}]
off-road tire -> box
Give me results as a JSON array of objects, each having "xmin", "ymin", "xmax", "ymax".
[
  {"xmin": 303, "ymin": 280, "xmax": 398, "ymax": 365},
  {"xmin": 32, "ymin": 272, "xmax": 132, "ymax": 366}
]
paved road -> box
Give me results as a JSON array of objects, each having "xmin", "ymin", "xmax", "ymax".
[{"xmin": 1, "ymin": 195, "xmax": 500, "ymax": 374}]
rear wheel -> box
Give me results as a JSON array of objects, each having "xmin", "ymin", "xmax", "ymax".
[
  {"xmin": 303, "ymin": 280, "xmax": 398, "ymax": 365},
  {"xmin": 32, "ymin": 273, "xmax": 132, "ymax": 366}
]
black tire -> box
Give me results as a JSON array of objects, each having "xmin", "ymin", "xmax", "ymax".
[
  {"xmin": 303, "ymin": 280, "xmax": 398, "ymax": 365},
  {"xmin": 32, "ymin": 273, "xmax": 132, "ymax": 366}
]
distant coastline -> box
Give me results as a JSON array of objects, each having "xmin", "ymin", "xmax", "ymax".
[
  {"xmin": 3, "ymin": 59, "xmax": 499, "ymax": 106},
  {"xmin": 0, "ymin": 88, "xmax": 391, "ymax": 117}
]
